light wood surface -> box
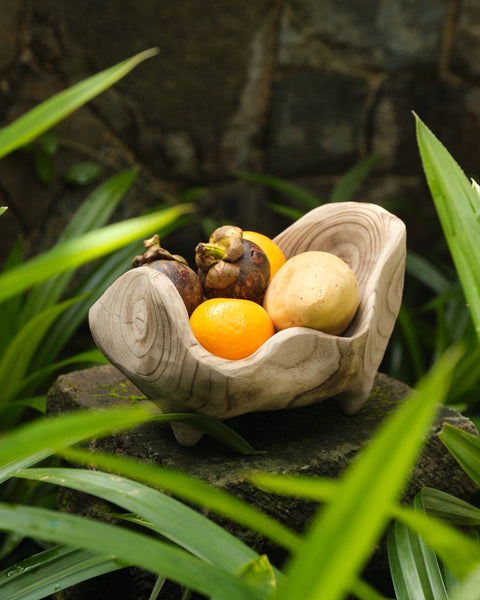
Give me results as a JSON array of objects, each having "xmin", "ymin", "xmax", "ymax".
[{"xmin": 89, "ymin": 202, "xmax": 406, "ymax": 445}]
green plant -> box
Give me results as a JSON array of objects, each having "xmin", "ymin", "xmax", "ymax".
[
  {"xmin": 0, "ymin": 344, "xmax": 474, "ymax": 600},
  {"xmin": 0, "ymin": 48, "xmax": 197, "ymax": 424}
]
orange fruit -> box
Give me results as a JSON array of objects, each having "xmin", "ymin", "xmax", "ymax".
[
  {"xmin": 242, "ymin": 231, "xmax": 286, "ymax": 281},
  {"xmin": 190, "ymin": 298, "xmax": 275, "ymax": 360}
]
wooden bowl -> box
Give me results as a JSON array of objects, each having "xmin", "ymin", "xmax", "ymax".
[{"xmin": 89, "ymin": 202, "xmax": 406, "ymax": 445}]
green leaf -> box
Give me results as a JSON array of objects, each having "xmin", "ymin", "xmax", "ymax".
[
  {"xmin": 29, "ymin": 242, "xmax": 137, "ymax": 371},
  {"xmin": 439, "ymin": 423, "xmax": 480, "ymax": 487},
  {"xmin": 449, "ymin": 564, "xmax": 480, "ymax": 600},
  {"xmin": 0, "ymin": 203, "xmax": 194, "ymax": 303},
  {"xmin": 275, "ymin": 345, "xmax": 463, "ymax": 600},
  {"xmin": 21, "ymin": 169, "xmax": 138, "ymax": 323},
  {"xmin": 406, "ymin": 251, "xmax": 452, "ymax": 295},
  {"xmin": 0, "ymin": 404, "xmax": 156, "ymax": 484},
  {"xmin": 234, "ymin": 555, "xmax": 277, "ymax": 596},
  {"xmin": 13, "ymin": 467, "xmax": 259, "ymax": 574},
  {"xmin": 387, "ymin": 494, "xmax": 448, "ymax": 600},
  {"xmin": 151, "ymin": 412, "xmax": 257, "ymax": 455},
  {"xmin": 329, "ymin": 153, "xmax": 379, "ymax": 204},
  {"xmin": 0, "ymin": 545, "xmax": 125, "ymax": 600},
  {"xmin": 415, "ymin": 113, "xmax": 480, "ymax": 343},
  {"xmin": 0, "ymin": 296, "xmax": 81, "ymax": 406},
  {"xmin": 390, "ymin": 505, "xmax": 480, "ymax": 580},
  {"xmin": 235, "ymin": 171, "xmax": 322, "ymax": 209},
  {"xmin": 16, "ymin": 349, "xmax": 109, "ymax": 401},
  {"xmin": 0, "ymin": 48, "xmax": 159, "ymax": 159},
  {"xmin": 0, "ymin": 504, "xmax": 262, "ymax": 600},
  {"xmin": 63, "ymin": 161, "xmax": 104, "ymax": 185},
  {"xmin": 419, "ymin": 487, "xmax": 480, "ymax": 526},
  {"xmin": 58, "ymin": 447, "xmax": 301, "ymax": 554},
  {"xmin": 0, "ymin": 207, "xmax": 7, "ymax": 216},
  {"xmin": 33, "ymin": 145, "xmax": 55, "ymax": 184}
]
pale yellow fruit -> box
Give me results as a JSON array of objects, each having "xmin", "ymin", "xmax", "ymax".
[{"xmin": 263, "ymin": 251, "xmax": 359, "ymax": 335}]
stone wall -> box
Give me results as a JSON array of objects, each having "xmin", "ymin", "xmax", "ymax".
[{"xmin": 1, "ymin": 0, "xmax": 480, "ymax": 264}]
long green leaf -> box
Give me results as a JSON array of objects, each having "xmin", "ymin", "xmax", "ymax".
[
  {"xmin": 0, "ymin": 204, "xmax": 194, "ymax": 303},
  {"xmin": 0, "ymin": 49, "xmax": 159, "ymax": 159},
  {"xmin": 0, "ymin": 405, "xmax": 156, "ymax": 484},
  {"xmin": 439, "ymin": 423, "xmax": 480, "ymax": 487},
  {"xmin": 21, "ymin": 169, "xmax": 138, "ymax": 323},
  {"xmin": 13, "ymin": 467, "xmax": 260, "ymax": 574},
  {"xmin": 16, "ymin": 349, "xmax": 109, "ymax": 402},
  {"xmin": 30, "ymin": 242, "xmax": 138, "ymax": 373},
  {"xmin": 275, "ymin": 345, "xmax": 462, "ymax": 600},
  {"xmin": 58, "ymin": 446, "xmax": 301, "ymax": 554},
  {"xmin": 0, "ymin": 545, "xmax": 125, "ymax": 600},
  {"xmin": 0, "ymin": 296, "xmax": 81, "ymax": 406},
  {"xmin": 235, "ymin": 171, "xmax": 322, "ymax": 209},
  {"xmin": 419, "ymin": 487, "xmax": 480, "ymax": 526},
  {"xmin": 415, "ymin": 113, "xmax": 480, "ymax": 342},
  {"xmin": 0, "ymin": 504, "xmax": 262, "ymax": 600},
  {"xmin": 387, "ymin": 494, "xmax": 448, "ymax": 600},
  {"xmin": 450, "ymin": 564, "xmax": 480, "ymax": 600},
  {"xmin": 250, "ymin": 471, "xmax": 480, "ymax": 581},
  {"xmin": 329, "ymin": 153, "xmax": 379, "ymax": 204}
]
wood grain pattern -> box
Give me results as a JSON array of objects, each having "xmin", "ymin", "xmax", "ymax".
[{"xmin": 89, "ymin": 202, "xmax": 406, "ymax": 445}]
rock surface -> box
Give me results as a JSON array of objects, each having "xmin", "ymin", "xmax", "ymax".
[{"xmin": 48, "ymin": 364, "xmax": 478, "ymax": 599}]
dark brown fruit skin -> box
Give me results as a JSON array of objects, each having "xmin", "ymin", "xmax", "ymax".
[
  {"xmin": 198, "ymin": 240, "xmax": 270, "ymax": 304},
  {"xmin": 148, "ymin": 261, "xmax": 204, "ymax": 316}
]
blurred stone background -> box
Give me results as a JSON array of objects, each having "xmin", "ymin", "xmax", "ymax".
[{"xmin": 1, "ymin": 0, "xmax": 479, "ymax": 266}]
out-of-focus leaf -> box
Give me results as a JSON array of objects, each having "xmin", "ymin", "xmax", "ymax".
[
  {"xmin": 0, "ymin": 296, "xmax": 81, "ymax": 407},
  {"xmin": 0, "ymin": 48, "xmax": 159, "ymax": 159},
  {"xmin": 329, "ymin": 153, "xmax": 379, "ymax": 204},
  {"xmin": 33, "ymin": 146, "xmax": 55, "ymax": 184},
  {"xmin": 275, "ymin": 346, "xmax": 462, "ymax": 600},
  {"xmin": 0, "ymin": 207, "xmax": 8, "ymax": 216},
  {"xmin": 0, "ymin": 203, "xmax": 194, "ymax": 303},
  {"xmin": 63, "ymin": 161, "xmax": 104, "ymax": 185},
  {"xmin": 235, "ymin": 171, "xmax": 322, "ymax": 209}
]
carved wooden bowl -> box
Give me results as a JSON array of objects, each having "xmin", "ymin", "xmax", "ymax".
[{"xmin": 89, "ymin": 202, "xmax": 406, "ymax": 445}]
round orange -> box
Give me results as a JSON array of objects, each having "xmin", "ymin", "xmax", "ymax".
[
  {"xmin": 190, "ymin": 298, "xmax": 275, "ymax": 360},
  {"xmin": 242, "ymin": 231, "xmax": 286, "ymax": 281}
]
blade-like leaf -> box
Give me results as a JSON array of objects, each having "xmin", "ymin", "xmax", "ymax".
[
  {"xmin": 235, "ymin": 171, "xmax": 322, "ymax": 209},
  {"xmin": 63, "ymin": 161, "xmax": 104, "ymax": 185},
  {"xmin": 0, "ymin": 504, "xmax": 262, "ymax": 600},
  {"xmin": 0, "ymin": 296, "xmax": 81, "ymax": 406},
  {"xmin": 0, "ymin": 207, "xmax": 7, "ymax": 216},
  {"xmin": 419, "ymin": 487, "xmax": 480, "ymax": 526},
  {"xmin": 439, "ymin": 423, "xmax": 480, "ymax": 487},
  {"xmin": 415, "ymin": 113, "xmax": 480, "ymax": 342},
  {"xmin": 21, "ymin": 169, "xmax": 138, "ymax": 322},
  {"xmin": 449, "ymin": 564, "xmax": 480, "ymax": 600},
  {"xmin": 387, "ymin": 494, "xmax": 448, "ymax": 600},
  {"xmin": 250, "ymin": 471, "xmax": 480, "ymax": 581},
  {"xmin": 329, "ymin": 153, "xmax": 379, "ymax": 204},
  {"xmin": 0, "ymin": 204, "xmax": 194, "ymax": 303},
  {"xmin": 0, "ymin": 404, "xmax": 156, "ymax": 484},
  {"xmin": 275, "ymin": 345, "xmax": 462, "ymax": 600},
  {"xmin": 16, "ymin": 348, "xmax": 109, "ymax": 401},
  {"xmin": 0, "ymin": 545, "xmax": 125, "ymax": 600},
  {"xmin": 0, "ymin": 49, "xmax": 159, "ymax": 159},
  {"xmin": 58, "ymin": 446, "xmax": 301, "ymax": 554},
  {"xmin": 13, "ymin": 467, "xmax": 259, "ymax": 574}
]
